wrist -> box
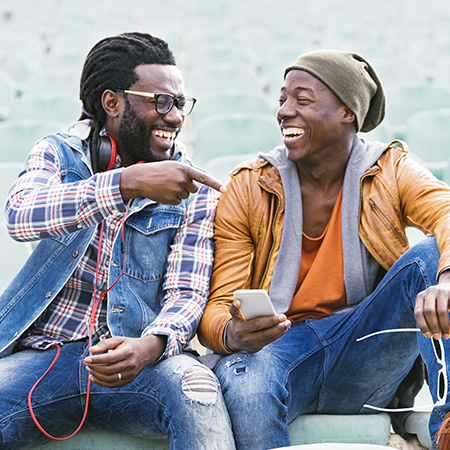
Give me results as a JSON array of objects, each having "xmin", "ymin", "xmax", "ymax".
[{"xmin": 223, "ymin": 319, "xmax": 238, "ymax": 353}]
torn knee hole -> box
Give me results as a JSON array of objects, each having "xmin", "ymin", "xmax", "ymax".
[{"xmin": 182, "ymin": 367, "xmax": 218, "ymax": 403}]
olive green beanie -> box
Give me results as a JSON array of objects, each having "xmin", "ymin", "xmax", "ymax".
[{"xmin": 284, "ymin": 50, "xmax": 385, "ymax": 132}]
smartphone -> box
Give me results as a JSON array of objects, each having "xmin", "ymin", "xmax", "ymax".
[{"xmin": 233, "ymin": 289, "xmax": 276, "ymax": 320}]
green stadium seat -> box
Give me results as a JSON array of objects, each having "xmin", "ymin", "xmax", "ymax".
[
  {"xmin": 384, "ymin": 81, "xmax": 450, "ymax": 139},
  {"xmin": 370, "ymin": 56, "xmax": 426, "ymax": 84},
  {"xmin": 22, "ymin": 67, "xmax": 81, "ymax": 96},
  {"xmin": 9, "ymin": 93, "xmax": 82, "ymax": 127},
  {"xmin": 359, "ymin": 121, "xmax": 394, "ymax": 144},
  {"xmin": 0, "ymin": 119, "xmax": 67, "ymax": 162},
  {"xmin": 192, "ymin": 89, "xmax": 275, "ymax": 127},
  {"xmin": 0, "ymin": 70, "xmax": 17, "ymax": 120},
  {"xmin": 191, "ymin": 113, "xmax": 281, "ymax": 166},
  {"xmin": 404, "ymin": 108, "xmax": 450, "ymax": 179},
  {"xmin": 0, "ymin": 51, "xmax": 35, "ymax": 93},
  {"xmin": 203, "ymin": 153, "xmax": 258, "ymax": 185},
  {"xmin": 187, "ymin": 63, "xmax": 263, "ymax": 96}
]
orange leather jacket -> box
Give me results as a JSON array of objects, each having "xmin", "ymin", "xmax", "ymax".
[{"xmin": 198, "ymin": 141, "xmax": 450, "ymax": 354}]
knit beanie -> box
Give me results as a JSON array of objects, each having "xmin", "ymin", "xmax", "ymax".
[{"xmin": 284, "ymin": 50, "xmax": 385, "ymax": 132}]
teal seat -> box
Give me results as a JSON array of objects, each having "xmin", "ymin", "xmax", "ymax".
[
  {"xmin": 404, "ymin": 108, "xmax": 450, "ymax": 179},
  {"xmin": 23, "ymin": 68, "xmax": 81, "ymax": 96},
  {"xmin": 0, "ymin": 119, "xmax": 67, "ymax": 162},
  {"xmin": 384, "ymin": 81, "xmax": 450, "ymax": 139},
  {"xmin": 191, "ymin": 89, "xmax": 275, "ymax": 127},
  {"xmin": 0, "ymin": 70, "xmax": 17, "ymax": 120},
  {"xmin": 191, "ymin": 113, "xmax": 281, "ymax": 166},
  {"xmin": 203, "ymin": 153, "xmax": 258, "ymax": 185},
  {"xmin": 0, "ymin": 51, "xmax": 35, "ymax": 93},
  {"xmin": 358, "ymin": 121, "xmax": 394, "ymax": 144},
  {"xmin": 0, "ymin": 222, "xmax": 33, "ymax": 294},
  {"xmin": 187, "ymin": 63, "xmax": 263, "ymax": 96},
  {"xmin": 9, "ymin": 93, "xmax": 82, "ymax": 127}
]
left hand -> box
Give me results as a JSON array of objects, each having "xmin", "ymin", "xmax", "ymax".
[
  {"xmin": 83, "ymin": 334, "xmax": 167, "ymax": 388},
  {"xmin": 415, "ymin": 271, "xmax": 450, "ymax": 340}
]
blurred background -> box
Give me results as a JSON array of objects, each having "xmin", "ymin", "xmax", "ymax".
[{"xmin": 1, "ymin": 0, "xmax": 450, "ymax": 290}]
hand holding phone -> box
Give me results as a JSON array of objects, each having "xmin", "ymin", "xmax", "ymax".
[{"xmin": 233, "ymin": 289, "xmax": 276, "ymax": 320}]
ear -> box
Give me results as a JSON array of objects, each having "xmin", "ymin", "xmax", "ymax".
[
  {"xmin": 342, "ymin": 106, "xmax": 356, "ymax": 124},
  {"xmin": 101, "ymin": 90, "xmax": 121, "ymax": 119}
]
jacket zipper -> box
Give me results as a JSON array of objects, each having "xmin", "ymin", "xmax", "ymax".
[
  {"xmin": 368, "ymin": 198, "xmax": 407, "ymax": 247},
  {"xmin": 258, "ymin": 180, "xmax": 282, "ymax": 287}
]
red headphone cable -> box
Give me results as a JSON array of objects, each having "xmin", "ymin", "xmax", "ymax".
[{"xmin": 27, "ymin": 203, "xmax": 130, "ymax": 440}]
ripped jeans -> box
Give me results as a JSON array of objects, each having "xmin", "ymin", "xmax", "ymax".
[
  {"xmin": 0, "ymin": 339, "xmax": 235, "ymax": 450},
  {"xmin": 214, "ymin": 236, "xmax": 444, "ymax": 450}
]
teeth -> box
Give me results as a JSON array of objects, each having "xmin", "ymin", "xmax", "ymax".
[
  {"xmin": 154, "ymin": 130, "xmax": 175, "ymax": 139},
  {"xmin": 283, "ymin": 127, "xmax": 304, "ymax": 138}
]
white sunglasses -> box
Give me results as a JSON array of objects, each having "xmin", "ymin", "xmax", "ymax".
[{"xmin": 356, "ymin": 328, "xmax": 447, "ymax": 412}]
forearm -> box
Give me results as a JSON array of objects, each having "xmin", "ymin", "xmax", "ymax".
[{"xmin": 4, "ymin": 143, "xmax": 126, "ymax": 241}]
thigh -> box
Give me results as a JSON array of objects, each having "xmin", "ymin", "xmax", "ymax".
[
  {"xmin": 0, "ymin": 342, "xmax": 86, "ymax": 449},
  {"xmin": 87, "ymin": 353, "xmax": 235, "ymax": 449},
  {"xmin": 306, "ymin": 238, "xmax": 440, "ymax": 414}
]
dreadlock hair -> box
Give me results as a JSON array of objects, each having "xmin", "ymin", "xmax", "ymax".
[{"xmin": 79, "ymin": 32, "xmax": 176, "ymax": 172}]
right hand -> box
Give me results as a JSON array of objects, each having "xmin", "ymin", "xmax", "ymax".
[
  {"xmin": 120, "ymin": 161, "xmax": 226, "ymax": 204},
  {"xmin": 225, "ymin": 299, "xmax": 291, "ymax": 353}
]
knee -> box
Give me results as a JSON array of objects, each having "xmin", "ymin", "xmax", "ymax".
[{"xmin": 180, "ymin": 365, "xmax": 219, "ymax": 405}]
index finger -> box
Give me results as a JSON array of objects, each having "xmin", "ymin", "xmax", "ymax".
[{"xmin": 187, "ymin": 166, "xmax": 227, "ymax": 193}]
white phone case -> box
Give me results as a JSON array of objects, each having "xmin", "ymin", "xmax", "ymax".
[{"xmin": 233, "ymin": 289, "xmax": 276, "ymax": 320}]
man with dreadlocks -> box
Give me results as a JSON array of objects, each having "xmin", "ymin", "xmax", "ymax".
[{"xmin": 0, "ymin": 33, "xmax": 235, "ymax": 449}]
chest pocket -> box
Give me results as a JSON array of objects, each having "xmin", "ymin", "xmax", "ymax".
[{"xmin": 123, "ymin": 205, "xmax": 185, "ymax": 281}]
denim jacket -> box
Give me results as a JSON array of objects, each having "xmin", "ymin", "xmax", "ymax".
[{"xmin": 0, "ymin": 132, "xmax": 193, "ymax": 357}]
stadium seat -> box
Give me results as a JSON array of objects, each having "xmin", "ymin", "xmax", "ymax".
[
  {"xmin": 203, "ymin": 153, "xmax": 258, "ymax": 185},
  {"xmin": 9, "ymin": 93, "xmax": 82, "ymax": 127},
  {"xmin": 404, "ymin": 108, "xmax": 450, "ymax": 179},
  {"xmin": 191, "ymin": 113, "xmax": 281, "ymax": 166},
  {"xmin": 0, "ymin": 51, "xmax": 35, "ymax": 93},
  {"xmin": 369, "ymin": 56, "xmax": 426, "ymax": 84},
  {"xmin": 186, "ymin": 43, "xmax": 256, "ymax": 70},
  {"xmin": 187, "ymin": 63, "xmax": 263, "ymax": 96},
  {"xmin": 0, "ymin": 119, "xmax": 67, "ymax": 162},
  {"xmin": 0, "ymin": 222, "xmax": 33, "ymax": 295},
  {"xmin": 192, "ymin": 89, "xmax": 275, "ymax": 126},
  {"xmin": 359, "ymin": 121, "xmax": 394, "ymax": 144},
  {"xmin": 384, "ymin": 80, "xmax": 450, "ymax": 139},
  {"xmin": 22, "ymin": 67, "xmax": 81, "ymax": 96},
  {"xmin": 0, "ymin": 70, "xmax": 17, "ymax": 120}
]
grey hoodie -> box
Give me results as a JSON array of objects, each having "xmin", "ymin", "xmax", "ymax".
[{"xmin": 259, "ymin": 135, "xmax": 387, "ymax": 313}]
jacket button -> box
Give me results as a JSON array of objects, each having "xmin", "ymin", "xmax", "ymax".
[
  {"xmin": 72, "ymin": 250, "xmax": 79, "ymax": 258},
  {"xmin": 45, "ymin": 291, "xmax": 52, "ymax": 299}
]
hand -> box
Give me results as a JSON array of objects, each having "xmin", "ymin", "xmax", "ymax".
[
  {"xmin": 415, "ymin": 271, "xmax": 450, "ymax": 340},
  {"xmin": 225, "ymin": 299, "xmax": 291, "ymax": 353},
  {"xmin": 83, "ymin": 335, "xmax": 167, "ymax": 388},
  {"xmin": 119, "ymin": 161, "xmax": 226, "ymax": 204}
]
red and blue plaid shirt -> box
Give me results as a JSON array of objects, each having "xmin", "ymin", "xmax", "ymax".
[{"xmin": 5, "ymin": 137, "xmax": 219, "ymax": 358}]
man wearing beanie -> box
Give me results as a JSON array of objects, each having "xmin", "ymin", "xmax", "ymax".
[{"xmin": 198, "ymin": 49, "xmax": 450, "ymax": 449}]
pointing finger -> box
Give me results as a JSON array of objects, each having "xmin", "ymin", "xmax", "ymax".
[{"xmin": 187, "ymin": 166, "xmax": 227, "ymax": 193}]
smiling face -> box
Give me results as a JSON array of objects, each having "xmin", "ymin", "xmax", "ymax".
[
  {"xmin": 107, "ymin": 64, "xmax": 185, "ymax": 166},
  {"xmin": 277, "ymin": 69, "xmax": 355, "ymax": 166}
]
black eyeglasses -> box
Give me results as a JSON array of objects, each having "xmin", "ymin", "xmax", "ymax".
[{"xmin": 116, "ymin": 90, "xmax": 197, "ymax": 116}]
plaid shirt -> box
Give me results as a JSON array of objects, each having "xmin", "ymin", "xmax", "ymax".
[{"xmin": 5, "ymin": 137, "xmax": 219, "ymax": 358}]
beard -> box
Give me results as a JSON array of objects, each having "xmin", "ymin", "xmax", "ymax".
[{"xmin": 117, "ymin": 100, "xmax": 173, "ymax": 163}]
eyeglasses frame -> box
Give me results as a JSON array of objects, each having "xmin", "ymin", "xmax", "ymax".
[
  {"xmin": 356, "ymin": 328, "xmax": 447, "ymax": 412},
  {"xmin": 115, "ymin": 90, "xmax": 197, "ymax": 116}
]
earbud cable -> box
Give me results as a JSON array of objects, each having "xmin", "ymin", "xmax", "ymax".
[{"xmin": 27, "ymin": 203, "xmax": 130, "ymax": 440}]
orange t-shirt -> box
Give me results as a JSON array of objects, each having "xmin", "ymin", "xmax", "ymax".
[{"xmin": 286, "ymin": 189, "xmax": 346, "ymax": 323}]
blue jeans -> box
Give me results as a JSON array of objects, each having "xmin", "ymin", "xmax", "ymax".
[
  {"xmin": 0, "ymin": 340, "xmax": 235, "ymax": 450},
  {"xmin": 214, "ymin": 236, "xmax": 444, "ymax": 450}
]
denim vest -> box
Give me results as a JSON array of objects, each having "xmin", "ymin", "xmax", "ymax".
[{"xmin": 0, "ymin": 133, "xmax": 193, "ymax": 357}]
